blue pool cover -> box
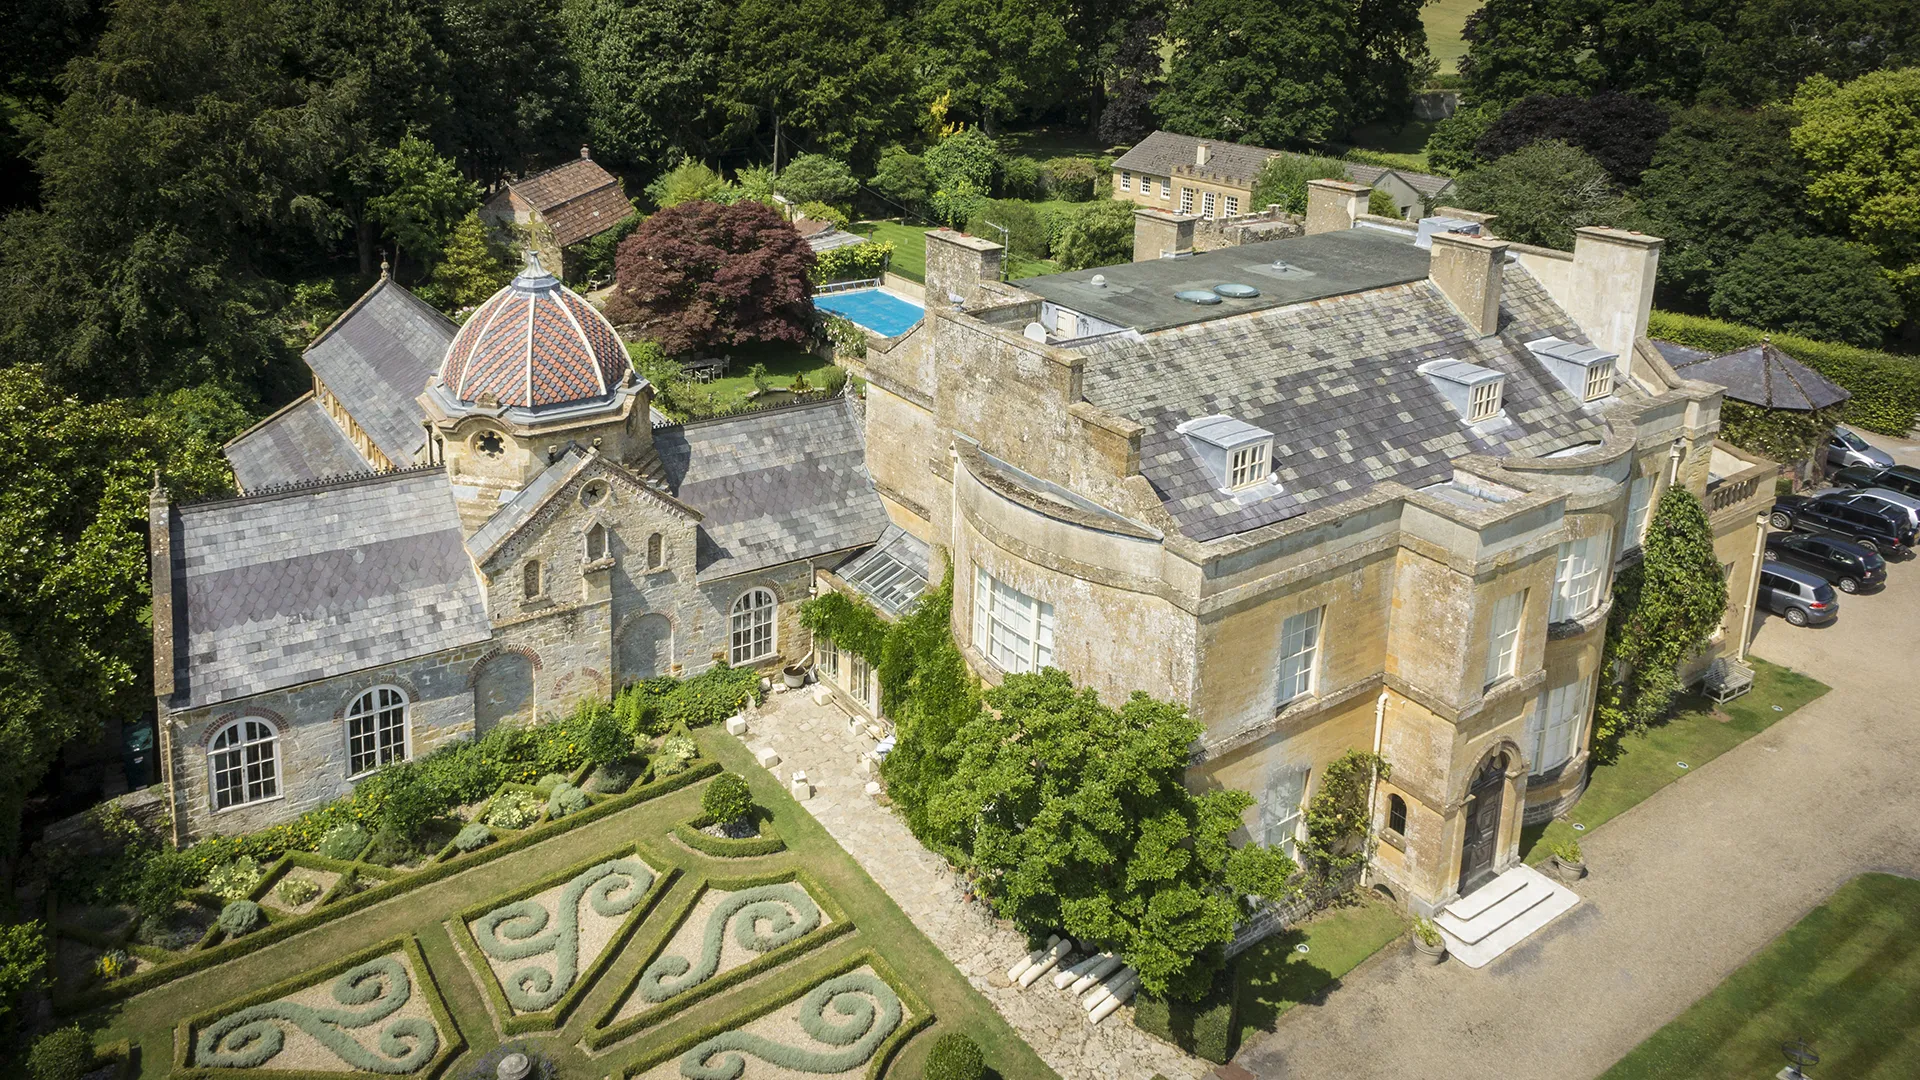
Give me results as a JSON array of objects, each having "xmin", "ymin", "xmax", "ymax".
[{"xmin": 814, "ymin": 289, "xmax": 925, "ymax": 337}]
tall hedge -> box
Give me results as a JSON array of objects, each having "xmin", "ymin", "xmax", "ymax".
[{"xmin": 1649, "ymin": 310, "xmax": 1920, "ymax": 435}]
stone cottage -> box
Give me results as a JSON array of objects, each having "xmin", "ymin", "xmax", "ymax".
[
  {"xmin": 481, "ymin": 147, "xmax": 635, "ymax": 281},
  {"xmin": 844, "ymin": 180, "xmax": 1775, "ymax": 924},
  {"xmin": 1111, "ymin": 129, "xmax": 1456, "ymax": 223},
  {"xmin": 154, "ymin": 255, "xmax": 886, "ymax": 844}
]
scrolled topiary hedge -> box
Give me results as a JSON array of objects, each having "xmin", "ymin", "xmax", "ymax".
[
  {"xmin": 59, "ymin": 758, "xmax": 719, "ymax": 1015},
  {"xmin": 672, "ymin": 814, "xmax": 786, "ymax": 858},
  {"xmin": 174, "ymin": 935, "xmax": 463, "ymax": 1079}
]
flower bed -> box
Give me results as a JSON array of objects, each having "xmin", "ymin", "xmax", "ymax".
[
  {"xmin": 175, "ymin": 935, "xmax": 462, "ymax": 1078},
  {"xmin": 672, "ymin": 814, "xmax": 787, "ymax": 858}
]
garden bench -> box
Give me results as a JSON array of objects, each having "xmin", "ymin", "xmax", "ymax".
[{"xmin": 1701, "ymin": 657, "xmax": 1754, "ymax": 704}]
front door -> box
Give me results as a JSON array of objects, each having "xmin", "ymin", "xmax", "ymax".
[{"xmin": 1458, "ymin": 754, "xmax": 1508, "ymax": 896}]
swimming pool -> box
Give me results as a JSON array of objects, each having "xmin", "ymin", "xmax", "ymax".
[{"xmin": 814, "ymin": 288, "xmax": 925, "ymax": 338}]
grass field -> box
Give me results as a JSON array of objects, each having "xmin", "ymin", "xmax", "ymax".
[
  {"xmin": 1422, "ymin": 0, "xmax": 1482, "ymax": 74},
  {"xmin": 1600, "ymin": 873, "xmax": 1920, "ymax": 1079},
  {"xmin": 1522, "ymin": 657, "xmax": 1829, "ymax": 863},
  {"xmin": 85, "ymin": 730, "xmax": 1054, "ymax": 1080},
  {"xmin": 853, "ymin": 219, "xmax": 1061, "ymax": 283},
  {"xmin": 630, "ymin": 340, "xmax": 836, "ymax": 417},
  {"xmin": 1232, "ymin": 896, "xmax": 1408, "ymax": 1045}
]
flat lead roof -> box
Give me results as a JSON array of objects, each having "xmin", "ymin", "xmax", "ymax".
[{"xmin": 1018, "ymin": 227, "xmax": 1432, "ymax": 333}]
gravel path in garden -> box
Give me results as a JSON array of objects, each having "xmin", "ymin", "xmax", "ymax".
[
  {"xmin": 744, "ymin": 690, "xmax": 1210, "ymax": 1080},
  {"xmin": 1234, "ymin": 430, "xmax": 1920, "ymax": 1080}
]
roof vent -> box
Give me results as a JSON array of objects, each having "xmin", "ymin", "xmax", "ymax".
[
  {"xmin": 1177, "ymin": 414, "xmax": 1279, "ymax": 494},
  {"xmin": 1415, "ymin": 216, "xmax": 1482, "ymax": 249},
  {"xmin": 1214, "ymin": 283, "xmax": 1260, "ymax": 299},
  {"xmin": 1023, "ymin": 322, "xmax": 1047, "ymax": 342},
  {"xmin": 1526, "ymin": 336, "xmax": 1618, "ymax": 402},
  {"xmin": 1174, "ymin": 289, "xmax": 1222, "ymax": 305},
  {"xmin": 1417, "ymin": 359, "xmax": 1506, "ymax": 425},
  {"xmin": 1266, "ymin": 260, "xmax": 1315, "ymax": 280},
  {"xmin": 1091, "ymin": 273, "xmax": 1107, "ymax": 288}
]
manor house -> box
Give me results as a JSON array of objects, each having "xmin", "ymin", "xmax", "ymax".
[{"xmin": 150, "ymin": 255, "xmax": 888, "ymax": 845}]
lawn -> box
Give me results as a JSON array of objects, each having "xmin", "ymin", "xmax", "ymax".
[
  {"xmin": 1600, "ymin": 873, "xmax": 1920, "ymax": 1079},
  {"xmin": 1232, "ymin": 895, "xmax": 1408, "ymax": 1045},
  {"xmin": 1522, "ymin": 657, "xmax": 1829, "ymax": 863},
  {"xmin": 632, "ymin": 340, "xmax": 838, "ymax": 417},
  {"xmin": 1422, "ymin": 0, "xmax": 1482, "ymax": 74},
  {"xmin": 854, "ymin": 218, "xmax": 1064, "ymax": 284},
  {"xmin": 83, "ymin": 728, "xmax": 1053, "ymax": 1080}
]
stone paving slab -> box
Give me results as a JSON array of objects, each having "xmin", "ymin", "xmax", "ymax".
[{"xmin": 744, "ymin": 687, "xmax": 1211, "ymax": 1080}]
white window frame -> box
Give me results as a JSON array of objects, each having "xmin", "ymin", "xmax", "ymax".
[
  {"xmin": 1180, "ymin": 187, "xmax": 1194, "ymax": 214},
  {"xmin": 1624, "ymin": 475, "xmax": 1654, "ymax": 550},
  {"xmin": 817, "ymin": 636, "xmax": 840, "ymax": 680},
  {"xmin": 1276, "ymin": 606, "xmax": 1323, "ymax": 706},
  {"xmin": 1201, "ymin": 191, "xmax": 1216, "ymax": 219},
  {"xmin": 209, "ymin": 717, "xmax": 281, "ymax": 812},
  {"xmin": 1468, "ymin": 379, "xmax": 1504, "ymax": 422},
  {"xmin": 1262, "ymin": 764, "xmax": 1310, "ymax": 859},
  {"xmin": 1160, "ymin": 178, "xmax": 1171, "ymax": 200},
  {"xmin": 851, "ymin": 653, "xmax": 874, "ymax": 711},
  {"xmin": 1584, "ymin": 363, "xmax": 1615, "ymax": 401},
  {"xmin": 1485, "ymin": 589, "xmax": 1526, "ymax": 688},
  {"xmin": 971, "ymin": 566, "xmax": 1054, "ymax": 675},
  {"xmin": 1223, "ymin": 194, "xmax": 1240, "ymax": 217},
  {"xmin": 1119, "ymin": 171, "xmax": 1131, "ymax": 192},
  {"xmin": 730, "ymin": 587, "xmax": 777, "ymax": 665},
  {"xmin": 1228, "ymin": 441, "xmax": 1270, "ymax": 489},
  {"xmin": 1528, "ymin": 678, "xmax": 1586, "ymax": 776},
  {"xmin": 1550, "ymin": 535, "xmax": 1608, "ymax": 622},
  {"xmin": 347, "ymin": 686, "xmax": 410, "ymax": 778}
]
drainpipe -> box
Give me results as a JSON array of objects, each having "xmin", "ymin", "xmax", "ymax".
[
  {"xmin": 1362, "ymin": 688, "xmax": 1389, "ymax": 881},
  {"xmin": 1737, "ymin": 509, "xmax": 1768, "ymax": 663},
  {"xmin": 1667, "ymin": 438, "xmax": 1686, "ymax": 487}
]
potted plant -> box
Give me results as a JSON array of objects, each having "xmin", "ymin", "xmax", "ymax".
[
  {"xmin": 1411, "ymin": 916, "xmax": 1447, "ymax": 965},
  {"xmin": 1549, "ymin": 838, "xmax": 1586, "ymax": 882},
  {"xmin": 782, "ymin": 663, "xmax": 808, "ymax": 689}
]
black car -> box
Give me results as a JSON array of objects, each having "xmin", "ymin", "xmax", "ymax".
[
  {"xmin": 1829, "ymin": 464, "xmax": 1920, "ymax": 500},
  {"xmin": 1764, "ymin": 533, "xmax": 1887, "ymax": 593},
  {"xmin": 1770, "ymin": 491, "xmax": 1915, "ymax": 556}
]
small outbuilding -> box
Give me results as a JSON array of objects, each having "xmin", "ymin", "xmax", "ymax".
[
  {"xmin": 1658, "ymin": 337, "xmax": 1850, "ymax": 483},
  {"xmin": 483, "ymin": 146, "xmax": 634, "ymax": 281}
]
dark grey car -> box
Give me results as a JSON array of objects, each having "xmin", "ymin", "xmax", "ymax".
[{"xmin": 1756, "ymin": 562, "xmax": 1839, "ymax": 626}]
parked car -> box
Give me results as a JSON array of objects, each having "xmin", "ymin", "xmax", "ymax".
[
  {"xmin": 1770, "ymin": 492, "xmax": 1915, "ymax": 556},
  {"xmin": 1831, "ymin": 487, "xmax": 1920, "ymax": 535},
  {"xmin": 1825, "ymin": 426, "xmax": 1894, "ymax": 472},
  {"xmin": 1764, "ymin": 533, "xmax": 1886, "ymax": 593},
  {"xmin": 1829, "ymin": 464, "xmax": 1920, "ymax": 500},
  {"xmin": 1756, "ymin": 563, "xmax": 1839, "ymax": 626}
]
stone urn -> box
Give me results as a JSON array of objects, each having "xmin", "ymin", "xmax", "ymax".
[
  {"xmin": 1411, "ymin": 920, "xmax": 1448, "ymax": 966},
  {"xmin": 1551, "ymin": 853, "xmax": 1588, "ymax": 882}
]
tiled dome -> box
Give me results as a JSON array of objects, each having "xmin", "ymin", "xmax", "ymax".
[{"xmin": 438, "ymin": 253, "xmax": 631, "ymax": 408}]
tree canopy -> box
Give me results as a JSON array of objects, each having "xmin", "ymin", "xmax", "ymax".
[
  {"xmin": 1709, "ymin": 233, "xmax": 1903, "ymax": 348},
  {"xmin": 607, "ymin": 199, "xmax": 815, "ymax": 354},
  {"xmin": 1475, "ymin": 92, "xmax": 1671, "ymax": 184},
  {"xmin": 1455, "ymin": 140, "xmax": 1644, "ymax": 250},
  {"xmin": 1788, "ymin": 68, "xmax": 1920, "ymax": 315}
]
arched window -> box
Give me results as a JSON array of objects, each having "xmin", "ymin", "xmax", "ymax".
[
  {"xmin": 523, "ymin": 560, "xmax": 542, "ymax": 599},
  {"xmin": 1387, "ymin": 794, "xmax": 1408, "ymax": 837},
  {"xmin": 646, "ymin": 532, "xmax": 664, "ymax": 570},
  {"xmin": 209, "ymin": 718, "xmax": 279, "ymax": 811},
  {"xmin": 347, "ymin": 686, "xmax": 409, "ymax": 777},
  {"xmin": 585, "ymin": 522, "xmax": 609, "ymax": 562},
  {"xmin": 730, "ymin": 588, "xmax": 777, "ymax": 665}
]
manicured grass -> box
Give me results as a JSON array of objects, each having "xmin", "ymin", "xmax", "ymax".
[
  {"xmin": 88, "ymin": 729, "xmax": 1054, "ymax": 1080},
  {"xmin": 854, "ymin": 218, "xmax": 1065, "ymax": 284},
  {"xmin": 1422, "ymin": 0, "xmax": 1482, "ymax": 74},
  {"xmin": 1232, "ymin": 895, "xmax": 1408, "ymax": 1044},
  {"xmin": 631, "ymin": 340, "xmax": 837, "ymax": 416},
  {"xmin": 1522, "ymin": 657, "xmax": 1829, "ymax": 863},
  {"xmin": 1600, "ymin": 873, "xmax": 1920, "ymax": 1079}
]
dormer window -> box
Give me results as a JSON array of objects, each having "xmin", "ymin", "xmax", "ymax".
[
  {"xmin": 1526, "ymin": 337, "xmax": 1619, "ymax": 403},
  {"xmin": 1418, "ymin": 359, "xmax": 1506, "ymax": 425},
  {"xmin": 1177, "ymin": 414, "xmax": 1277, "ymax": 493}
]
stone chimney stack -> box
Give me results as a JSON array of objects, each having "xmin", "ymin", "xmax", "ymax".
[
  {"xmin": 1196, "ymin": 142, "xmax": 1210, "ymax": 168},
  {"xmin": 924, "ymin": 229, "xmax": 1005, "ymax": 308},
  {"xmin": 1565, "ymin": 227, "xmax": 1664, "ymax": 359},
  {"xmin": 1429, "ymin": 231, "xmax": 1509, "ymax": 337},
  {"xmin": 581, "ymin": 144, "xmax": 591, "ymax": 159},
  {"xmin": 1304, "ymin": 179, "xmax": 1370, "ymax": 235},
  {"xmin": 1133, "ymin": 208, "xmax": 1197, "ymax": 262},
  {"xmin": 149, "ymin": 474, "xmax": 175, "ymax": 701}
]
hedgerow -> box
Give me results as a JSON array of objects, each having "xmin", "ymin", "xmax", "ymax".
[
  {"xmin": 194, "ymin": 953, "xmax": 436, "ymax": 1072},
  {"xmin": 676, "ymin": 970, "xmax": 903, "ymax": 1077},
  {"xmin": 470, "ymin": 859, "xmax": 655, "ymax": 1013},
  {"xmin": 1649, "ymin": 309, "xmax": 1920, "ymax": 434},
  {"xmin": 638, "ymin": 883, "xmax": 823, "ymax": 1003}
]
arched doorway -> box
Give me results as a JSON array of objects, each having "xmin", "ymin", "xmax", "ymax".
[
  {"xmin": 473, "ymin": 652, "xmax": 535, "ymax": 737},
  {"xmin": 616, "ymin": 613, "xmax": 672, "ymax": 685},
  {"xmin": 1458, "ymin": 752, "xmax": 1509, "ymax": 896}
]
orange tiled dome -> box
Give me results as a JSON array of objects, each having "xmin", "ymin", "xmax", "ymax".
[{"xmin": 438, "ymin": 252, "xmax": 631, "ymax": 408}]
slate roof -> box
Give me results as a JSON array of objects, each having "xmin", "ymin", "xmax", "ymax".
[
  {"xmin": 305, "ymin": 279, "xmax": 457, "ymax": 465},
  {"xmin": 169, "ymin": 468, "xmax": 490, "ymax": 709},
  {"xmin": 1113, "ymin": 130, "xmax": 1278, "ymax": 185},
  {"xmin": 508, "ymin": 154, "xmax": 632, "ymax": 248},
  {"xmin": 656, "ymin": 397, "xmax": 889, "ymax": 579},
  {"xmin": 1346, "ymin": 162, "xmax": 1456, "ymax": 198},
  {"xmin": 1657, "ymin": 339, "xmax": 1849, "ymax": 411},
  {"xmin": 1077, "ymin": 263, "xmax": 1613, "ymax": 542},
  {"xmin": 224, "ymin": 394, "xmax": 369, "ymax": 492},
  {"xmin": 467, "ymin": 446, "xmax": 594, "ymax": 562}
]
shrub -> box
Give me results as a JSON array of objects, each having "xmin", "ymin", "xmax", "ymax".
[
  {"xmin": 205, "ymin": 857, "xmax": 263, "ymax": 901},
  {"xmin": 775, "ymin": 153, "xmax": 859, "ymax": 206},
  {"xmin": 316, "ymin": 822, "xmax": 371, "ymax": 861},
  {"xmin": 486, "ymin": 790, "xmax": 543, "ymax": 830},
  {"xmin": 1041, "ymin": 157, "xmax": 1102, "ymax": 201},
  {"xmin": 0, "ymin": 921, "xmax": 48, "ymax": 1024},
  {"xmin": 1412, "ymin": 915, "xmax": 1442, "ymax": 947},
  {"xmin": 653, "ymin": 735, "xmax": 698, "ymax": 778},
  {"xmin": 965, "ymin": 200, "xmax": 1048, "ymax": 260},
  {"xmin": 93, "ymin": 948, "xmax": 132, "ymax": 981},
  {"xmin": 923, "ymin": 1032, "xmax": 985, "ymax": 1080},
  {"xmin": 363, "ymin": 761, "xmax": 442, "ymax": 844},
  {"xmin": 275, "ymin": 876, "xmax": 322, "ymax": 907},
  {"xmin": 1455, "ymin": 140, "xmax": 1645, "ymax": 250},
  {"xmin": 1250, "ymin": 153, "xmax": 1351, "ymax": 215},
  {"xmin": 133, "ymin": 847, "xmax": 196, "ymax": 920},
  {"xmin": 363, "ymin": 828, "xmax": 416, "ymax": 867},
  {"xmin": 532, "ymin": 772, "xmax": 571, "ymax": 797},
  {"xmin": 924, "ymin": 129, "xmax": 998, "ymax": 196},
  {"xmin": 587, "ymin": 762, "xmax": 640, "ymax": 794},
  {"xmin": 812, "ymin": 240, "xmax": 892, "ymax": 285},
  {"xmin": 135, "ymin": 911, "xmax": 203, "ymax": 952},
  {"xmin": 446, "ymin": 821, "xmax": 493, "ymax": 853},
  {"xmin": 998, "ymin": 154, "xmax": 1043, "ymax": 199},
  {"xmin": 1367, "ymin": 188, "xmax": 1400, "ymax": 219},
  {"xmin": 796, "ymin": 201, "xmax": 850, "ymax": 230},
  {"xmin": 1133, "ymin": 973, "xmax": 1237, "ymax": 1063},
  {"xmin": 547, "ymin": 783, "xmax": 590, "ymax": 819},
  {"xmin": 1053, "ymin": 200, "xmax": 1137, "ymax": 271},
  {"xmin": 701, "ymin": 772, "xmax": 755, "ymax": 827},
  {"xmin": 27, "ymin": 1025, "xmax": 93, "ymax": 1080},
  {"xmin": 217, "ymin": 900, "xmax": 265, "ymax": 938},
  {"xmin": 1551, "ymin": 838, "xmax": 1583, "ymax": 863},
  {"xmin": 868, "ymin": 145, "xmax": 929, "ymax": 211},
  {"xmin": 1709, "ymin": 233, "xmax": 1901, "ymax": 348}
]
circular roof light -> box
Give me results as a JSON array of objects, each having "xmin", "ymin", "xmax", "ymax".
[
  {"xmin": 1174, "ymin": 289, "xmax": 1222, "ymax": 305},
  {"xmin": 1214, "ymin": 283, "xmax": 1260, "ymax": 299},
  {"xmin": 1091, "ymin": 273, "xmax": 1108, "ymax": 287}
]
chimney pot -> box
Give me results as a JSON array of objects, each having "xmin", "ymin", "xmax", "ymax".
[
  {"xmin": 581, "ymin": 145, "xmax": 591, "ymax": 159},
  {"xmin": 1196, "ymin": 143, "xmax": 1209, "ymax": 167}
]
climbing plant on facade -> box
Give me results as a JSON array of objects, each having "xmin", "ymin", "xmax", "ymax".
[
  {"xmin": 1593, "ymin": 487, "xmax": 1728, "ymax": 757},
  {"xmin": 1299, "ymin": 750, "xmax": 1389, "ymax": 885}
]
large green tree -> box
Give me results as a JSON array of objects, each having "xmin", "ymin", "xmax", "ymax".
[
  {"xmin": 1709, "ymin": 234, "xmax": 1903, "ymax": 348},
  {"xmin": 560, "ymin": 0, "xmax": 718, "ymax": 174},
  {"xmin": 432, "ymin": 0, "xmax": 585, "ymax": 181},
  {"xmin": 365, "ymin": 135, "xmax": 480, "ymax": 277},
  {"xmin": 1789, "ymin": 68, "xmax": 1920, "ymax": 314},
  {"xmin": 916, "ymin": 0, "xmax": 1078, "ymax": 133},
  {"xmin": 1454, "ymin": 140, "xmax": 1643, "ymax": 250},
  {"xmin": 1156, "ymin": 0, "xmax": 1355, "ymax": 147}
]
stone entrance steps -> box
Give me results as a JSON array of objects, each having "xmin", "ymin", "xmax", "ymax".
[{"xmin": 1434, "ymin": 863, "xmax": 1580, "ymax": 968}]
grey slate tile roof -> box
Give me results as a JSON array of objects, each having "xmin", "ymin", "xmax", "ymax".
[
  {"xmin": 467, "ymin": 446, "xmax": 592, "ymax": 562},
  {"xmin": 656, "ymin": 397, "xmax": 889, "ymax": 579},
  {"xmin": 1658, "ymin": 339, "xmax": 1849, "ymax": 411},
  {"xmin": 170, "ymin": 468, "xmax": 489, "ymax": 708},
  {"xmin": 224, "ymin": 395, "xmax": 370, "ymax": 492},
  {"xmin": 1346, "ymin": 162, "xmax": 1456, "ymax": 198},
  {"xmin": 1113, "ymin": 130, "xmax": 1279, "ymax": 185},
  {"xmin": 1077, "ymin": 265, "xmax": 1612, "ymax": 542},
  {"xmin": 304, "ymin": 279, "xmax": 457, "ymax": 465}
]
